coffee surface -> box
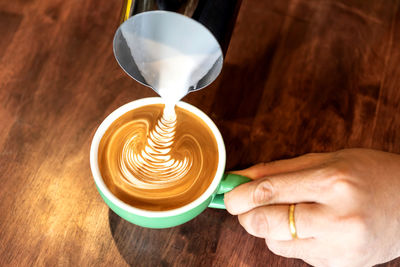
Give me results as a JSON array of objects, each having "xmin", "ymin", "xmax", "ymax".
[{"xmin": 98, "ymin": 104, "xmax": 219, "ymax": 211}]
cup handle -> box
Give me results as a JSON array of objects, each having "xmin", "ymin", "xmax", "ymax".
[{"xmin": 208, "ymin": 173, "xmax": 251, "ymax": 209}]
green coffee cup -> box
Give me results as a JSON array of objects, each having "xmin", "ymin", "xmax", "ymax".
[{"xmin": 90, "ymin": 97, "xmax": 250, "ymax": 228}]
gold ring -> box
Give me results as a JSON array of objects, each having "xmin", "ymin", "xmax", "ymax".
[{"xmin": 289, "ymin": 204, "xmax": 298, "ymax": 239}]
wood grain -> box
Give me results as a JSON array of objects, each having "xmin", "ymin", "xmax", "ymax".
[{"xmin": 1, "ymin": 0, "xmax": 400, "ymax": 266}]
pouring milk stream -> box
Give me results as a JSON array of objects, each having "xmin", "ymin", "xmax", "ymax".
[{"xmin": 117, "ymin": 15, "xmax": 222, "ymax": 183}]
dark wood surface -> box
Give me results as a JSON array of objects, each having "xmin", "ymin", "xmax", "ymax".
[{"xmin": 1, "ymin": 0, "xmax": 400, "ymax": 266}]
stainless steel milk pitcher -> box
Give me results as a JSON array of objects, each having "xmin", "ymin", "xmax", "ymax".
[
  {"xmin": 119, "ymin": 0, "xmax": 242, "ymax": 54},
  {"xmin": 114, "ymin": 0, "xmax": 242, "ymax": 94}
]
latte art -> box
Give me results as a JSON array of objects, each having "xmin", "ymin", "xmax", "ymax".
[
  {"xmin": 98, "ymin": 104, "xmax": 218, "ymax": 211},
  {"xmin": 119, "ymin": 110, "xmax": 198, "ymax": 189}
]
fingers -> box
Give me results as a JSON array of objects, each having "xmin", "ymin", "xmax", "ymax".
[
  {"xmin": 238, "ymin": 203, "xmax": 324, "ymax": 240},
  {"xmin": 266, "ymin": 238, "xmax": 317, "ymax": 262},
  {"xmin": 225, "ymin": 166, "xmax": 329, "ymax": 215},
  {"xmin": 230, "ymin": 153, "xmax": 332, "ymax": 179}
]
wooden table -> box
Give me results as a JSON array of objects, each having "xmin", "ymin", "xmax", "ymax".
[{"xmin": 1, "ymin": 0, "xmax": 400, "ymax": 266}]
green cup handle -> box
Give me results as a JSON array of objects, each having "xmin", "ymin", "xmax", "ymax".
[{"xmin": 208, "ymin": 173, "xmax": 251, "ymax": 209}]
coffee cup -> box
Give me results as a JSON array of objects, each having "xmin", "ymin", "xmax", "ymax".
[{"xmin": 90, "ymin": 97, "xmax": 250, "ymax": 228}]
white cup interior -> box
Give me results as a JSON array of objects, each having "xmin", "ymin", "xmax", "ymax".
[{"xmin": 90, "ymin": 97, "xmax": 226, "ymax": 217}]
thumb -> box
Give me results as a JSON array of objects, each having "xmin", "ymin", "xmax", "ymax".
[
  {"xmin": 229, "ymin": 163, "xmax": 269, "ymax": 180},
  {"xmin": 230, "ymin": 153, "xmax": 330, "ymax": 180}
]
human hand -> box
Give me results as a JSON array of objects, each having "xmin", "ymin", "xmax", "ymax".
[{"xmin": 224, "ymin": 149, "xmax": 400, "ymax": 267}]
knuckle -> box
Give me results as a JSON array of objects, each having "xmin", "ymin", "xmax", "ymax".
[
  {"xmin": 252, "ymin": 179, "xmax": 274, "ymax": 206},
  {"xmin": 331, "ymin": 179, "xmax": 357, "ymax": 199},
  {"xmin": 319, "ymin": 163, "xmax": 358, "ymax": 199}
]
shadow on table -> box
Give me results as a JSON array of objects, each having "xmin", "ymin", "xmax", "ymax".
[{"xmin": 108, "ymin": 208, "xmax": 229, "ymax": 267}]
